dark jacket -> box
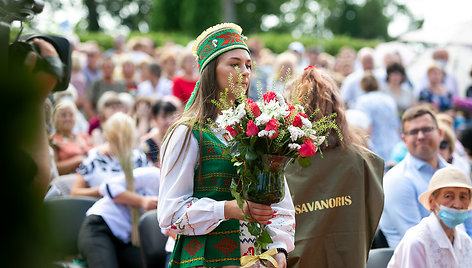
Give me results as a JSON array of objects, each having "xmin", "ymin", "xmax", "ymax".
[{"xmin": 286, "ymin": 145, "xmax": 384, "ymax": 268}]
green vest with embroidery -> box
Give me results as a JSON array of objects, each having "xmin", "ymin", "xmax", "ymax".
[{"xmin": 169, "ymin": 125, "xmax": 241, "ymax": 268}]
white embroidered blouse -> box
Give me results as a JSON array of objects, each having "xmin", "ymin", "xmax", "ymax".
[
  {"xmin": 157, "ymin": 125, "xmax": 295, "ymax": 256},
  {"xmin": 388, "ymin": 213, "xmax": 472, "ymax": 268}
]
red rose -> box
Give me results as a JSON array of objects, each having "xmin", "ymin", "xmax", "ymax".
[
  {"xmin": 226, "ymin": 126, "xmax": 238, "ymax": 137},
  {"xmin": 298, "ymin": 140, "xmax": 317, "ymax": 157},
  {"xmin": 285, "ymin": 104, "xmax": 295, "ymax": 119},
  {"xmin": 263, "ymin": 91, "xmax": 277, "ymax": 103},
  {"xmin": 299, "ymin": 113, "xmax": 308, "ymax": 118},
  {"xmin": 248, "ymin": 102, "xmax": 261, "ymax": 117},
  {"xmin": 292, "ymin": 115, "xmax": 303, "ymax": 127},
  {"xmin": 264, "ymin": 118, "xmax": 279, "ymax": 132},
  {"xmin": 246, "ymin": 120, "xmax": 259, "ymax": 136}
]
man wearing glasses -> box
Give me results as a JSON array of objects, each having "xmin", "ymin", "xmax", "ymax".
[{"xmin": 379, "ymin": 105, "xmax": 472, "ymax": 248}]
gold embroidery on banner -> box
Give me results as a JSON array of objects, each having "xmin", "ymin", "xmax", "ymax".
[{"xmin": 295, "ymin": 195, "xmax": 352, "ymax": 214}]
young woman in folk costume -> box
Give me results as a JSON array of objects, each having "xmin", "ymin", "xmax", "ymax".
[{"xmin": 158, "ymin": 23, "xmax": 295, "ymax": 268}]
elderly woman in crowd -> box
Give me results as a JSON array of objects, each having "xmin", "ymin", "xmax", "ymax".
[
  {"xmin": 89, "ymin": 91, "xmax": 126, "ymax": 146},
  {"xmin": 388, "ymin": 166, "xmax": 472, "ymax": 267},
  {"xmin": 50, "ymin": 100, "xmax": 93, "ymax": 175}
]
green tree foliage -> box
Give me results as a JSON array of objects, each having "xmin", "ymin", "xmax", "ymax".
[
  {"xmin": 75, "ymin": 0, "xmax": 416, "ymax": 40},
  {"xmin": 233, "ymin": 0, "xmax": 286, "ymax": 34},
  {"xmin": 150, "ymin": 0, "xmax": 182, "ymax": 32},
  {"xmin": 325, "ymin": 1, "xmax": 361, "ymax": 37},
  {"xmin": 82, "ymin": 0, "xmax": 153, "ymax": 32},
  {"xmin": 318, "ymin": 0, "xmax": 390, "ymax": 39},
  {"xmin": 82, "ymin": 0, "xmax": 99, "ymax": 32},
  {"xmin": 179, "ymin": 0, "xmax": 222, "ymax": 36},
  {"xmin": 357, "ymin": 0, "xmax": 390, "ymax": 39}
]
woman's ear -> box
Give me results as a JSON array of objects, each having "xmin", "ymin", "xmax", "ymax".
[{"xmin": 429, "ymin": 195, "xmax": 437, "ymax": 212}]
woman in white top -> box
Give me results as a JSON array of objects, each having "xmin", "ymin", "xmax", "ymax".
[
  {"xmin": 388, "ymin": 166, "xmax": 472, "ymax": 267},
  {"xmin": 78, "ymin": 166, "xmax": 159, "ymax": 268},
  {"xmin": 71, "ymin": 112, "xmax": 148, "ymax": 198}
]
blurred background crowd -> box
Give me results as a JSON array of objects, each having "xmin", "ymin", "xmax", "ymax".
[{"xmin": 44, "ymin": 34, "xmax": 472, "ymax": 192}]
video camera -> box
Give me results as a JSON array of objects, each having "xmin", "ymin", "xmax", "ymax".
[{"xmin": 0, "ymin": 0, "xmax": 71, "ymax": 91}]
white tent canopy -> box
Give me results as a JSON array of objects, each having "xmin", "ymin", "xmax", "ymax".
[{"xmin": 399, "ymin": 20, "xmax": 472, "ymax": 46}]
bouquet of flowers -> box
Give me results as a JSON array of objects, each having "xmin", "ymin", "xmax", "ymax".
[{"xmin": 213, "ymin": 81, "xmax": 341, "ymax": 252}]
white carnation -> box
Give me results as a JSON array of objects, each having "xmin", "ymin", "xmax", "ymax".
[
  {"xmin": 255, "ymin": 113, "xmax": 271, "ymax": 126},
  {"xmin": 288, "ymin": 125, "xmax": 305, "ymax": 141},
  {"xmin": 276, "ymin": 92, "xmax": 286, "ymax": 106},
  {"xmin": 215, "ymin": 105, "xmax": 245, "ymax": 129},
  {"xmin": 300, "ymin": 116, "xmax": 312, "ymax": 129},
  {"xmin": 288, "ymin": 143, "xmax": 301, "ymax": 150},
  {"xmin": 235, "ymin": 102, "xmax": 246, "ymax": 121},
  {"xmin": 260, "ymin": 99, "xmax": 290, "ymax": 119},
  {"xmin": 258, "ymin": 130, "xmax": 276, "ymax": 138}
]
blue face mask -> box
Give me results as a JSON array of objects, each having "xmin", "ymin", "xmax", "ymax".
[{"xmin": 437, "ymin": 205, "xmax": 469, "ymax": 228}]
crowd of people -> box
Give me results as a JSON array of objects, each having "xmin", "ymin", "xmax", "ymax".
[{"xmin": 37, "ymin": 21, "xmax": 472, "ymax": 268}]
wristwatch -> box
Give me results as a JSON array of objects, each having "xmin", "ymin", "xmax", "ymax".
[{"xmin": 276, "ymin": 248, "xmax": 288, "ymax": 260}]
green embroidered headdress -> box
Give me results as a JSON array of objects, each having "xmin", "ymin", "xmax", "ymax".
[
  {"xmin": 192, "ymin": 22, "xmax": 249, "ymax": 73},
  {"xmin": 186, "ymin": 23, "xmax": 249, "ymax": 111}
]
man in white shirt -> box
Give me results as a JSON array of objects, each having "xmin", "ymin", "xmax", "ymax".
[{"xmin": 137, "ymin": 63, "xmax": 173, "ymax": 100}]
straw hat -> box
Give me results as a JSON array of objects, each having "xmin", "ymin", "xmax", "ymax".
[{"xmin": 418, "ymin": 166, "xmax": 472, "ymax": 210}]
